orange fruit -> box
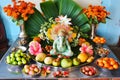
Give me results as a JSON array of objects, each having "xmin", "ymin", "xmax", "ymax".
[
  {"xmin": 104, "ymin": 57, "xmax": 109, "ymax": 61},
  {"xmin": 97, "ymin": 59, "xmax": 103, "ymax": 63},
  {"xmin": 101, "ymin": 40, "xmax": 105, "ymax": 44},
  {"xmin": 109, "ymin": 58, "xmax": 114, "ymax": 61},
  {"xmin": 100, "ymin": 37, "xmax": 105, "ymax": 40},
  {"xmin": 98, "ymin": 62, "xmax": 104, "ymax": 67},
  {"xmin": 113, "ymin": 63, "xmax": 119, "ymax": 69},
  {"xmin": 108, "ymin": 66, "xmax": 114, "ymax": 70},
  {"xmin": 110, "ymin": 60, "xmax": 116, "ymax": 65},
  {"xmin": 104, "ymin": 63, "xmax": 110, "ymax": 68},
  {"xmin": 102, "ymin": 60, "xmax": 108, "ymax": 64}
]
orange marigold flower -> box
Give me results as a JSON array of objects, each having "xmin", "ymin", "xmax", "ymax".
[
  {"xmin": 3, "ymin": 0, "xmax": 35, "ymax": 22},
  {"xmin": 83, "ymin": 5, "xmax": 110, "ymax": 22}
]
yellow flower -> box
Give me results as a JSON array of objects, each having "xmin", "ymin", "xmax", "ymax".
[
  {"xmin": 68, "ymin": 33, "xmax": 76, "ymax": 42},
  {"xmin": 72, "ymin": 33, "xmax": 76, "ymax": 39},
  {"xmin": 47, "ymin": 28, "xmax": 52, "ymax": 40}
]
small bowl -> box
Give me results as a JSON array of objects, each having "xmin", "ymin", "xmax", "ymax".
[
  {"xmin": 96, "ymin": 48, "xmax": 110, "ymax": 57},
  {"xmin": 80, "ymin": 66, "xmax": 99, "ymax": 77},
  {"xmin": 95, "ymin": 58, "xmax": 120, "ymax": 71},
  {"xmin": 6, "ymin": 62, "xmax": 23, "ymax": 73},
  {"xmin": 22, "ymin": 69, "xmax": 41, "ymax": 77},
  {"xmin": 17, "ymin": 46, "xmax": 27, "ymax": 52}
]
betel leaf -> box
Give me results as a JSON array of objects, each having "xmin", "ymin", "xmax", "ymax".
[
  {"xmin": 24, "ymin": 8, "xmax": 46, "ymax": 37},
  {"xmin": 40, "ymin": 1, "xmax": 59, "ymax": 20}
]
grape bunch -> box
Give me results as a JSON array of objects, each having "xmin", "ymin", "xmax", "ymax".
[{"xmin": 6, "ymin": 49, "xmax": 31, "ymax": 65}]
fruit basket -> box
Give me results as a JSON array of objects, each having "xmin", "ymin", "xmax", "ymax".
[
  {"xmin": 22, "ymin": 64, "xmax": 41, "ymax": 77},
  {"xmin": 29, "ymin": 52, "xmax": 95, "ymax": 71},
  {"xmin": 6, "ymin": 49, "xmax": 31, "ymax": 73},
  {"xmin": 95, "ymin": 57, "xmax": 120, "ymax": 70}
]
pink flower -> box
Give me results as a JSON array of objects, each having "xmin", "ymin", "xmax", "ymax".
[
  {"xmin": 79, "ymin": 43, "xmax": 93, "ymax": 55},
  {"xmin": 28, "ymin": 41, "xmax": 42, "ymax": 56}
]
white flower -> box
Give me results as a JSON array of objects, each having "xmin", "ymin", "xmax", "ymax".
[{"xmin": 56, "ymin": 15, "xmax": 72, "ymax": 25}]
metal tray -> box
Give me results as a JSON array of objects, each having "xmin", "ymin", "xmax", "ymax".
[{"xmin": 36, "ymin": 61, "xmax": 91, "ymax": 72}]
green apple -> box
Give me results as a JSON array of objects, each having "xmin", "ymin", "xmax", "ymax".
[
  {"xmin": 61, "ymin": 58, "xmax": 72, "ymax": 68},
  {"xmin": 35, "ymin": 53, "xmax": 46, "ymax": 62},
  {"xmin": 44, "ymin": 57, "xmax": 53, "ymax": 65},
  {"xmin": 10, "ymin": 52, "xmax": 15, "ymax": 58},
  {"xmin": 16, "ymin": 49, "xmax": 22, "ymax": 54},
  {"xmin": 73, "ymin": 58, "xmax": 80, "ymax": 66},
  {"xmin": 52, "ymin": 59, "xmax": 60, "ymax": 67}
]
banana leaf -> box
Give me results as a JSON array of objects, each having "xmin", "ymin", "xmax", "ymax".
[
  {"xmin": 40, "ymin": 1, "xmax": 58, "ymax": 20},
  {"xmin": 25, "ymin": 0, "xmax": 91, "ymax": 37},
  {"xmin": 59, "ymin": 0, "xmax": 82, "ymax": 20},
  {"xmin": 73, "ymin": 13, "xmax": 89, "ymax": 26},
  {"xmin": 80, "ymin": 23, "xmax": 91, "ymax": 33},
  {"xmin": 57, "ymin": 0, "xmax": 90, "ymax": 32},
  {"xmin": 25, "ymin": 8, "xmax": 46, "ymax": 37}
]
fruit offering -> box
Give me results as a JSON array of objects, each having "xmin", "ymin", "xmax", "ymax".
[
  {"xmin": 22, "ymin": 64, "xmax": 41, "ymax": 76},
  {"xmin": 53, "ymin": 70, "xmax": 69, "ymax": 77},
  {"xmin": 6, "ymin": 49, "xmax": 31, "ymax": 65},
  {"xmin": 93, "ymin": 36, "xmax": 106, "ymax": 44},
  {"xmin": 96, "ymin": 47, "xmax": 110, "ymax": 57},
  {"xmin": 80, "ymin": 66, "xmax": 98, "ymax": 76},
  {"xmin": 96, "ymin": 57, "xmax": 119, "ymax": 70}
]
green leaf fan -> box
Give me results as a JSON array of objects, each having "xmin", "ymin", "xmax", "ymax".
[{"xmin": 25, "ymin": 0, "xmax": 91, "ymax": 37}]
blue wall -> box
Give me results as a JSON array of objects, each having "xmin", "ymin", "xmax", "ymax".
[
  {"xmin": 96, "ymin": 0, "xmax": 120, "ymax": 45},
  {"xmin": 0, "ymin": 0, "xmax": 120, "ymax": 45},
  {"xmin": 0, "ymin": 0, "xmax": 20, "ymax": 45}
]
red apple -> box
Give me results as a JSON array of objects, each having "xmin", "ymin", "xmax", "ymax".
[
  {"xmin": 84, "ymin": 67, "xmax": 89, "ymax": 71},
  {"xmin": 29, "ymin": 70, "xmax": 35, "ymax": 75},
  {"xmin": 34, "ymin": 67, "xmax": 39, "ymax": 73},
  {"xmin": 88, "ymin": 71, "xmax": 93, "ymax": 76},
  {"xmin": 31, "ymin": 64, "xmax": 37, "ymax": 68},
  {"xmin": 30, "ymin": 66, "xmax": 34, "ymax": 71},
  {"xmin": 25, "ymin": 68, "xmax": 30, "ymax": 73},
  {"xmin": 24, "ymin": 65, "xmax": 29, "ymax": 69}
]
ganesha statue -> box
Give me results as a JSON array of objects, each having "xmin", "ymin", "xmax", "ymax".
[{"xmin": 50, "ymin": 30, "xmax": 73, "ymax": 57}]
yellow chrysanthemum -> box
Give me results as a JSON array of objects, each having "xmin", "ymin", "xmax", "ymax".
[{"xmin": 47, "ymin": 28, "xmax": 52, "ymax": 40}]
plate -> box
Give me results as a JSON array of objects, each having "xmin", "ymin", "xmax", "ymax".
[{"xmin": 6, "ymin": 62, "xmax": 23, "ymax": 73}]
